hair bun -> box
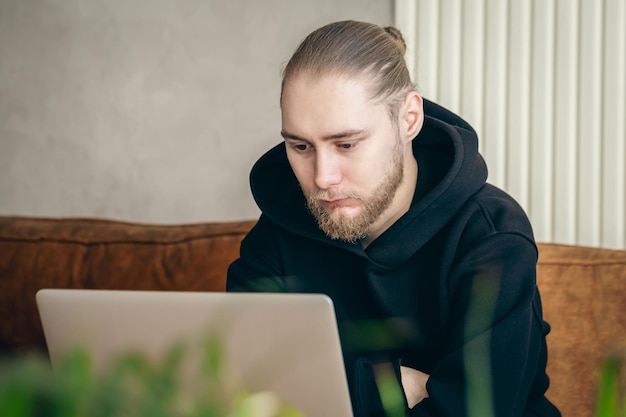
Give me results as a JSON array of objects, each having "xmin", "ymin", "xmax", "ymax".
[{"xmin": 383, "ymin": 26, "xmax": 407, "ymax": 55}]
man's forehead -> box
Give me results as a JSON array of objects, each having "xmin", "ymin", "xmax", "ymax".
[
  {"xmin": 282, "ymin": 71, "xmax": 378, "ymax": 101},
  {"xmin": 280, "ymin": 74, "xmax": 392, "ymax": 140}
]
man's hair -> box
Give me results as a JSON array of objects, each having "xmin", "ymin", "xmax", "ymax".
[{"xmin": 280, "ymin": 20, "xmax": 415, "ymax": 122}]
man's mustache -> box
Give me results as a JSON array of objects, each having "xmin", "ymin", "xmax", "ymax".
[{"xmin": 307, "ymin": 190, "xmax": 363, "ymax": 201}]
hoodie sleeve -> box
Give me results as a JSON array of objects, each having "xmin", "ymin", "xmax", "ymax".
[
  {"xmin": 226, "ymin": 214, "xmax": 288, "ymax": 293},
  {"xmin": 407, "ymin": 233, "xmax": 555, "ymax": 417}
]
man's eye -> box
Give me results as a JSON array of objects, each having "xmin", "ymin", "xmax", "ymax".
[
  {"xmin": 292, "ymin": 143, "xmax": 310, "ymax": 152},
  {"xmin": 337, "ymin": 142, "xmax": 355, "ymax": 150}
]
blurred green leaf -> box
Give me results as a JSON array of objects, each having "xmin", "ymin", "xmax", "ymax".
[
  {"xmin": 0, "ymin": 334, "xmax": 305, "ymax": 417},
  {"xmin": 595, "ymin": 349, "xmax": 625, "ymax": 417},
  {"xmin": 0, "ymin": 385, "xmax": 34, "ymax": 417},
  {"xmin": 275, "ymin": 404, "xmax": 305, "ymax": 417},
  {"xmin": 201, "ymin": 333, "xmax": 225, "ymax": 381},
  {"xmin": 596, "ymin": 357, "xmax": 619, "ymax": 417},
  {"xmin": 373, "ymin": 363, "xmax": 405, "ymax": 417}
]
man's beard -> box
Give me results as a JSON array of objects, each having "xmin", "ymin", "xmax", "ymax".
[{"xmin": 305, "ymin": 140, "xmax": 405, "ymax": 243}]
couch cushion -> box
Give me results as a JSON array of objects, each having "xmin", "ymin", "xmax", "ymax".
[
  {"xmin": 537, "ymin": 243, "xmax": 626, "ymax": 417},
  {"xmin": 0, "ymin": 216, "xmax": 256, "ymax": 351},
  {"xmin": 2, "ymin": 217, "xmax": 625, "ymax": 417}
]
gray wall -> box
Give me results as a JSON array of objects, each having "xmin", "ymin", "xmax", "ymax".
[{"xmin": 0, "ymin": 0, "xmax": 392, "ymax": 223}]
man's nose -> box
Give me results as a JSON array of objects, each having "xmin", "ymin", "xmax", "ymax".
[{"xmin": 314, "ymin": 152, "xmax": 342, "ymax": 190}]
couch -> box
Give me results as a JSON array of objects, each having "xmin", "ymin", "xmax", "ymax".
[{"xmin": 1, "ymin": 215, "xmax": 625, "ymax": 417}]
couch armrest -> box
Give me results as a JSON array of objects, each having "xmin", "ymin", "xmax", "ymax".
[
  {"xmin": 536, "ymin": 242, "xmax": 626, "ymax": 417},
  {"xmin": 0, "ymin": 216, "xmax": 256, "ymax": 351}
]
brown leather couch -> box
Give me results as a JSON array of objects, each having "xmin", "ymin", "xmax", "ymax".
[{"xmin": 1, "ymin": 216, "xmax": 625, "ymax": 417}]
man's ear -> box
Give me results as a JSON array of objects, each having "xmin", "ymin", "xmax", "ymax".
[{"xmin": 400, "ymin": 91, "xmax": 424, "ymax": 141}]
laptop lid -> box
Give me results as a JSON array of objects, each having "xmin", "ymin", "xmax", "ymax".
[{"xmin": 36, "ymin": 289, "xmax": 354, "ymax": 417}]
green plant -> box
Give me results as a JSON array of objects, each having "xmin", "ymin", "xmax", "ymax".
[
  {"xmin": 595, "ymin": 347, "xmax": 626, "ymax": 417},
  {"xmin": 0, "ymin": 334, "xmax": 303, "ymax": 417}
]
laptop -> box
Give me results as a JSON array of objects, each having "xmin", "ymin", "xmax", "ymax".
[{"xmin": 36, "ymin": 289, "xmax": 354, "ymax": 417}]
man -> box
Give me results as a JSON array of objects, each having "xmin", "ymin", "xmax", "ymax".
[{"xmin": 227, "ymin": 20, "xmax": 561, "ymax": 417}]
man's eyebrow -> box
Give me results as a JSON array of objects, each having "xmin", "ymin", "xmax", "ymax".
[
  {"xmin": 280, "ymin": 130, "xmax": 307, "ymax": 141},
  {"xmin": 281, "ymin": 129, "xmax": 367, "ymax": 141}
]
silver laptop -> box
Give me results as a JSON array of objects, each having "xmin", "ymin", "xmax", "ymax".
[{"xmin": 36, "ymin": 289, "xmax": 354, "ymax": 417}]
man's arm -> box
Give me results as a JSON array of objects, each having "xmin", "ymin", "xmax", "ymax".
[
  {"xmin": 227, "ymin": 215, "xmax": 286, "ymax": 293},
  {"xmin": 406, "ymin": 233, "xmax": 548, "ymax": 417}
]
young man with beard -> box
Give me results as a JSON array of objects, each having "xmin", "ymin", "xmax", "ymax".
[{"xmin": 227, "ymin": 20, "xmax": 561, "ymax": 417}]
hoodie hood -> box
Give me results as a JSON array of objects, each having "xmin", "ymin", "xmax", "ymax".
[{"xmin": 249, "ymin": 99, "xmax": 488, "ymax": 265}]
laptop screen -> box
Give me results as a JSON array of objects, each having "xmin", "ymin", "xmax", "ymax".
[{"xmin": 36, "ymin": 289, "xmax": 354, "ymax": 417}]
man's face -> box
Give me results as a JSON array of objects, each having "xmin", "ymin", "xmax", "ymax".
[{"xmin": 281, "ymin": 73, "xmax": 408, "ymax": 242}]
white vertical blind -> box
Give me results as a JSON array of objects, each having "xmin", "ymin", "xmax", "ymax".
[
  {"xmin": 506, "ymin": 0, "xmax": 531, "ymax": 209},
  {"xmin": 528, "ymin": 0, "xmax": 556, "ymax": 244},
  {"xmin": 577, "ymin": 0, "xmax": 603, "ymax": 247},
  {"xmin": 601, "ymin": 0, "xmax": 626, "ymax": 249},
  {"xmin": 395, "ymin": 0, "xmax": 626, "ymax": 249},
  {"xmin": 552, "ymin": 0, "xmax": 579, "ymax": 245},
  {"xmin": 436, "ymin": 0, "xmax": 462, "ymax": 110},
  {"xmin": 482, "ymin": 0, "xmax": 508, "ymax": 189},
  {"xmin": 459, "ymin": 0, "xmax": 485, "ymax": 144}
]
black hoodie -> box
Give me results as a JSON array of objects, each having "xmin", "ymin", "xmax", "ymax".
[{"xmin": 227, "ymin": 100, "xmax": 561, "ymax": 417}]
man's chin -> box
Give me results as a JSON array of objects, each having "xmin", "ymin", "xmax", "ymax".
[
  {"xmin": 308, "ymin": 201, "xmax": 370, "ymax": 241},
  {"xmin": 314, "ymin": 212, "xmax": 369, "ymax": 242},
  {"xmin": 319, "ymin": 224, "xmax": 367, "ymax": 243}
]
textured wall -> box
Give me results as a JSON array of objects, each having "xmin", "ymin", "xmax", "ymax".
[{"xmin": 0, "ymin": 0, "xmax": 392, "ymax": 223}]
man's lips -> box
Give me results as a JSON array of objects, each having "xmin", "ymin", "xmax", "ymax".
[
  {"xmin": 326, "ymin": 198, "xmax": 349, "ymax": 204},
  {"xmin": 321, "ymin": 198, "xmax": 358, "ymax": 207}
]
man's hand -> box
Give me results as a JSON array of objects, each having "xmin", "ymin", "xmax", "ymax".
[{"xmin": 400, "ymin": 366, "xmax": 430, "ymax": 408}]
